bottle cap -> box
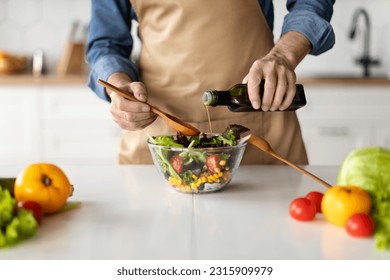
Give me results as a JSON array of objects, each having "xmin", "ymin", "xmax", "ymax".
[{"xmin": 202, "ymin": 91, "xmax": 214, "ymax": 106}]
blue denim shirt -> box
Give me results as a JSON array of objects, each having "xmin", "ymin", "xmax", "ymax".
[{"xmin": 87, "ymin": 0, "xmax": 335, "ymax": 101}]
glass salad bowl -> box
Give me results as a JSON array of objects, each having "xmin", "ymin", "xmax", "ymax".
[{"xmin": 147, "ymin": 130, "xmax": 248, "ymax": 193}]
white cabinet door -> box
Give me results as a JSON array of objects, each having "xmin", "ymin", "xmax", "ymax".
[
  {"xmin": 41, "ymin": 125, "xmax": 120, "ymax": 164},
  {"xmin": 41, "ymin": 85, "xmax": 112, "ymax": 120},
  {"xmin": 41, "ymin": 86, "xmax": 121, "ymax": 164},
  {"xmin": 297, "ymin": 85, "xmax": 390, "ymax": 165},
  {"xmin": 373, "ymin": 123, "xmax": 390, "ymax": 150},
  {"xmin": 298, "ymin": 85, "xmax": 390, "ymax": 121},
  {"xmin": 300, "ymin": 120, "xmax": 372, "ymax": 165},
  {"xmin": 0, "ymin": 86, "xmax": 41, "ymax": 165},
  {"xmin": 0, "ymin": 85, "xmax": 121, "ymax": 165}
]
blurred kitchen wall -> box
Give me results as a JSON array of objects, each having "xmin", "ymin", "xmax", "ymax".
[
  {"xmin": 0, "ymin": 0, "xmax": 389, "ymax": 77},
  {"xmin": 274, "ymin": 0, "xmax": 390, "ymax": 77},
  {"xmin": 0, "ymin": 0, "xmax": 91, "ymax": 74}
]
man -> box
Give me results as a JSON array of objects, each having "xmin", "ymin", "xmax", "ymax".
[{"xmin": 87, "ymin": 0, "xmax": 335, "ymax": 164}]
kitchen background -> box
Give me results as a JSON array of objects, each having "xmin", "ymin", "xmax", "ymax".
[
  {"xmin": 1, "ymin": 0, "xmax": 390, "ymax": 76},
  {"xmin": 0, "ymin": 0, "xmax": 390, "ymax": 166}
]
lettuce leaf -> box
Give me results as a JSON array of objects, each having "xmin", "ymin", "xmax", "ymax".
[
  {"xmin": 0, "ymin": 188, "xmax": 16, "ymax": 227},
  {"xmin": 5, "ymin": 209, "xmax": 37, "ymax": 245},
  {"xmin": 148, "ymin": 129, "xmax": 239, "ymax": 149},
  {"xmin": 219, "ymin": 129, "xmax": 236, "ymax": 146},
  {"xmin": 0, "ymin": 186, "xmax": 38, "ymax": 248},
  {"xmin": 149, "ymin": 136, "xmax": 184, "ymax": 148}
]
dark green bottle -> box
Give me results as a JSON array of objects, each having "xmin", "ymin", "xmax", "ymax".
[{"xmin": 202, "ymin": 81, "xmax": 306, "ymax": 112}]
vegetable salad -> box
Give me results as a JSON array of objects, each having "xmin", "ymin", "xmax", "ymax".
[{"xmin": 148, "ymin": 125, "xmax": 248, "ymax": 193}]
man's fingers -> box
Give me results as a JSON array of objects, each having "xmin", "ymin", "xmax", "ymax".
[
  {"xmin": 129, "ymin": 82, "xmax": 148, "ymax": 102},
  {"xmin": 110, "ymin": 92, "xmax": 150, "ymax": 113},
  {"xmin": 262, "ymin": 78, "xmax": 277, "ymax": 111},
  {"xmin": 270, "ymin": 79, "xmax": 287, "ymax": 111},
  {"xmin": 279, "ymin": 71, "xmax": 296, "ymax": 110},
  {"xmin": 112, "ymin": 114, "xmax": 156, "ymax": 130},
  {"xmin": 247, "ymin": 75, "xmax": 262, "ymax": 110}
]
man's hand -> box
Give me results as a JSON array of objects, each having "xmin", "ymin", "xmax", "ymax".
[
  {"xmin": 243, "ymin": 31, "xmax": 311, "ymax": 111},
  {"xmin": 106, "ymin": 73, "xmax": 157, "ymax": 130}
]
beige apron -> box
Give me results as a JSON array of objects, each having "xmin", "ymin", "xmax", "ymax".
[{"xmin": 121, "ymin": 0, "xmax": 308, "ymax": 165}]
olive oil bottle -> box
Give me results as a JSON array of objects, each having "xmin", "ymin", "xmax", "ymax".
[{"xmin": 202, "ymin": 81, "xmax": 306, "ymax": 112}]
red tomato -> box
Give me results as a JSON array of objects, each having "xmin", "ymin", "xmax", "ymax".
[
  {"xmin": 19, "ymin": 201, "xmax": 43, "ymax": 224},
  {"xmin": 345, "ymin": 213, "xmax": 375, "ymax": 238},
  {"xmin": 305, "ymin": 191, "xmax": 324, "ymax": 213},
  {"xmin": 170, "ymin": 155, "xmax": 184, "ymax": 174},
  {"xmin": 206, "ymin": 155, "xmax": 221, "ymax": 174},
  {"xmin": 289, "ymin": 197, "xmax": 317, "ymax": 221}
]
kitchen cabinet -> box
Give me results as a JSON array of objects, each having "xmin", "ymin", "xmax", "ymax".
[
  {"xmin": 0, "ymin": 87, "xmax": 41, "ymax": 165},
  {"xmin": 297, "ymin": 83, "xmax": 390, "ymax": 165},
  {"xmin": 373, "ymin": 122, "xmax": 390, "ymax": 147},
  {"xmin": 40, "ymin": 86, "xmax": 120, "ymax": 164},
  {"xmin": 0, "ymin": 82, "xmax": 121, "ymax": 165}
]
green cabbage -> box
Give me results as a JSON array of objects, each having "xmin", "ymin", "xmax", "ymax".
[{"xmin": 337, "ymin": 146, "xmax": 390, "ymax": 250}]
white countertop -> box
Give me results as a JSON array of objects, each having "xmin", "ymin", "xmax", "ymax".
[{"xmin": 0, "ymin": 164, "xmax": 389, "ymax": 260}]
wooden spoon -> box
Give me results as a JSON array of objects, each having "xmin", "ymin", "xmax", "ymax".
[
  {"xmin": 98, "ymin": 79, "xmax": 200, "ymax": 136},
  {"xmin": 248, "ymin": 134, "xmax": 332, "ymax": 188}
]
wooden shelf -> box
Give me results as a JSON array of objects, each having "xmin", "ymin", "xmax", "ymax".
[{"xmin": 0, "ymin": 74, "xmax": 88, "ymax": 85}]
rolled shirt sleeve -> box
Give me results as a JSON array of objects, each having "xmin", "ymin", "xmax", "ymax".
[
  {"xmin": 282, "ymin": 0, "xmax": 336, "ymax": 55},
  {"xmin": 86, "ymin": 0, "xmax": 139, "ymax": 102}
]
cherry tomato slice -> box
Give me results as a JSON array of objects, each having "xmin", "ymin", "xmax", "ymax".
[
  {"xmin": 206, "ymin": 155, "xmax": 221, "ymax": 174},
  {"xmin": 289, "ymin": 197, "xmax": 317, "ymax": 221},
  {"xmin": 170, "ymin": 155, "xmax": 184, "ymax": 174}
]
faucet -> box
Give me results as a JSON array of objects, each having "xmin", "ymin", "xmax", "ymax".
[{"xmin": 348, "ymin": 8, "xmax": 380, "ymax": 77}]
